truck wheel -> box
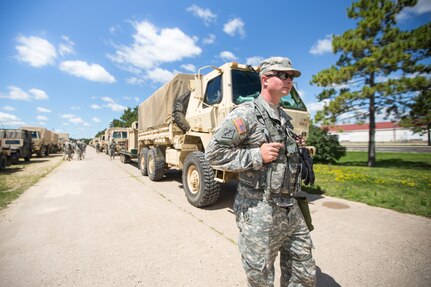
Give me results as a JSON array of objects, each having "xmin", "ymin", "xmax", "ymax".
[
  {"xmin": 139, "ymin": 148, "xmax": 149, "ymax": 176},
  {"xmin": 0, "ymin": 155, "xmax": 7, "ymax": 170},
  {"xmin": 172, "ymin": 91, "xmax": 191, "ymax": 132},
  {"xmin": 182, "ymin": 151, "xmax": 220, "ymax": 208},
  {"xmin": 147, "ymin": 147, "xmax": 165, "ymax": 181}
]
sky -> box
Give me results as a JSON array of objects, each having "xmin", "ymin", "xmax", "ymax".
[{"xmin": 0, "ymin": 0, "xmax": 430, "ymax": 139}]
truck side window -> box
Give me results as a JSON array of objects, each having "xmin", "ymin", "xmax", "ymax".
[{"xmin": 204, "ymin": 75, "xmax": 222, "ymax": 106}]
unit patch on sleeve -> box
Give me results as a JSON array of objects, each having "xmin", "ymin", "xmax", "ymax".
[
  {"xmin": 233, "ymin": 118, "xmax": 247, "ymax": 135},
  {"xmin": 221, "ymin": 129, "xmax": 235, "ymax": 139}
]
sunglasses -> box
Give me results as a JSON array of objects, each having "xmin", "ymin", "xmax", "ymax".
[{"xmin": 265, "ymin": 72, "xmax": 295, "ymax": 80}]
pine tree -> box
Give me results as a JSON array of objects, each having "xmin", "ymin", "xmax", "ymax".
[{"xmin": 311, "ymin": 0, "xmax": 430, "ymax": 166}]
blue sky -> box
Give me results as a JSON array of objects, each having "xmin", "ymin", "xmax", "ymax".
[{"xmin": 0, "ymin": 0, "xmax": 430, "ymax": 139}]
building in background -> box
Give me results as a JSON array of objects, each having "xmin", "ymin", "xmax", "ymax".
[{"xmin": 325, "ymin": 122, "xmax": 427, "ymax": 143}]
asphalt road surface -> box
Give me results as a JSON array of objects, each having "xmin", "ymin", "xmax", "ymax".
[{"xmin": 0, "ymin": 148, "xmax": 430, "ymax": 287}]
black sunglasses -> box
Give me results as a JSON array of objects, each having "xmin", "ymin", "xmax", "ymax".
[{"xmin": 265, "ymin": 72, "xmax": 295, "ymax": 80}]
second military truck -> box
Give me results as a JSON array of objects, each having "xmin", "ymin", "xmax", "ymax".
[{"xmin": 133, "ymin": 62, "xmax": 312, "ymax": 208}]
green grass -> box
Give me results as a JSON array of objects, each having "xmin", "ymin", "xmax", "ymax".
[
  {"xmin": 0, "ymin": 159, "xmax": 63, "ymax": 209},
  {"xmin": 303, "ymin": 152, "xmax": 431, "ymax": 217}
]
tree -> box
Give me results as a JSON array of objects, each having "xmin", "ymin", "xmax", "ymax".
[
  {"xmin": 398, "ymin": 89, "xmax": 431, "ymax": 145},
  {"xmin": 109, "ymin": 106, "xmax": 138, "ymax": 128},
  {"xmin": 306, "ymin": 125, "xmax": 346, "ymax": 164},
  {"xmin": 310, "ymin": 0, "xmax": 431, "ymax": 167}
]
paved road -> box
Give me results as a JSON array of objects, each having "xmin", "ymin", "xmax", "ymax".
[
  {"xmin": 0, "ymin": 148, "xmax": 430, "ymax": 286},
  {"xmin": 343, "ymin": 144, "xmax": 431, "ymax": 153}
]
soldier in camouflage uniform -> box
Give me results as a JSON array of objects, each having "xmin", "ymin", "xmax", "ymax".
[{"xmin": 206, "ymin": 57, "xmax": 316, "ymax": 287}]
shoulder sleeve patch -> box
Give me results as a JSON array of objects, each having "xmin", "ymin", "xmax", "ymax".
[{"xmin": 233, "ymin": 118, "xmax": 247, "ymax": 134}]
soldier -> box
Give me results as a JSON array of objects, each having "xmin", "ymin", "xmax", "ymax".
[
  {"xmin": 95, "ymin": 140, "xmax": 100, "ymax": 153},
  {"xmin": 108, "ymin": 138, "xmax": 116, "ymax": 160},
  {"xmin": 206, "ymin": 57, "xmax": 316, "ymax": 286}
]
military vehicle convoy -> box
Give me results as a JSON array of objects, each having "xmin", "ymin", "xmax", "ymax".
[{"xmin": 133, "ymin": 62, "xmax": 313, "ymax": 208}]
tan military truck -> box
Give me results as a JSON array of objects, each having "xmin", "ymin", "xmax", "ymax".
[
  {"xmin": 136, "ymin": 62, "xmax": 313, "ymax": 208},
  {"xmin": 58, "ymin": 133, "xmax": 69, "ymax": 151},
  {"xmin": 0, "ymin": 145, "xmax": 11, "ymax": 170},
  {"xmin": 118, "ymin": 121, "xmax": 139, "ymax": 163},
  {"xmin": 21, "ymin": 126, "xmax": 52, "ymax": 157},
  {"xmin": 0, "ymin": 129, "xmax": 32, "ymax": 164},
  {"xmin": 102, "ymin": 127, "xmax": 128, "ymax": 154}
]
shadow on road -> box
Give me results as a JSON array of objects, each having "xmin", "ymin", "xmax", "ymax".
[{"xmin": 317, "ymin": 266, "xmax": 341, "ymax": 287}]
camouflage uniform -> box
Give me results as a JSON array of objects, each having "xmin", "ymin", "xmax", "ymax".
[{"xmin": 206, "ymin": 95, "xmax": 316, "ymax": 287}]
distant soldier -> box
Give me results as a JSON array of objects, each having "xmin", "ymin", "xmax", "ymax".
[
  {"xmin": 81, "ymin": 142, "xmax": 87, "ymax": 159},
  {"xmin": 108, "ymin": 138, "xmax": 116, "ymax": 160},
  {"xmin": 95, "ymin": 141, "xmax": 100, "ymax": 153},
  {"xmin": 63, "ymin": 141, "xmax": 73, "ymax": 161},
  {"xmin": 75, "ymin": 140, "xmax": 84, "ymax": 160}
]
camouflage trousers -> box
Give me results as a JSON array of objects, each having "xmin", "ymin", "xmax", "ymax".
[{"xmin": 234, "ymin": 193, "xmax": 316, "ymax": 287}]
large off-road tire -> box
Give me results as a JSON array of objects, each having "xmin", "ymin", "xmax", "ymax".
[
  {"xmin": 138, "ymin": 148, "xmax": 149, "ymax": 176},
  {"xmin": 147, "ymin": 147, "xmax": 165, "ymax": 181},
  {"xmin": 172, "ymin": 91, "xmax": 191, "ymax": 133},
  {"xmin": 182, "ymin": 151, "xmax": 220, "ymax": 208},
  {"xmin": 0, "ymin": 155, "xmax": 7, "ymax": 170}
]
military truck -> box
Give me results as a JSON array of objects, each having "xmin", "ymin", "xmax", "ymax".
[
  {"xmin": 118, "ymin": 122, "xmax": 139, "ymax": 163},
  {"xmin": 0, "ymin": 129, "xmax": 32, "ymax": 164},
  {"xmin": 136, "ymin": 62, "xmax": 313, "ymax": 208},
  {"xmin": 0, "ymin": 145, "xmax": 11, "ymax": 170},
  {"xmin": 21, "ymin": 126, "xmax": 52, "ymax": 157},
  {"xmin": 102, "ymin": 127, "xmax": 128, "ymax": 154}
]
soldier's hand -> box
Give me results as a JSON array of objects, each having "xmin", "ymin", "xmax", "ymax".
[
  {"xmin": 296, "ymin": 136, "xmax": 306, "ymax": 147},
  {"xmin": 261, "ymin": 142, "xmax": 284, "ymax": 163}
]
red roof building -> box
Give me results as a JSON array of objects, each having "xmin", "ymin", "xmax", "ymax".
[{"xmin": 323, "ymin": 122, "xmax": 426, "ymax": 143}]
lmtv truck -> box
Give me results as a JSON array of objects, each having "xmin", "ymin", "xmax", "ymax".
[
  {"xmin": 21, "ymin": 126, "xmax": 52, "ymax": 157},
  {"xmin": 118, "ymin": 121, "xmax": 139, "ymax": 163},
  {"xmin": 0, "ymin": 129, "xmax": 32, "ymax": 163},
  {"xmin": 102, "ymin": 127, "xmax": 128, "ymax": 154},
  {"xmin": 137, "ymin": 62, "xmax": 312, "ymax": 208}
]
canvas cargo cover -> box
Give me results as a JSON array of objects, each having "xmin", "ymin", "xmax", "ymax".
[{"xmin": 138, "ymin": 73, "xmax": 194, "ymax": 130}]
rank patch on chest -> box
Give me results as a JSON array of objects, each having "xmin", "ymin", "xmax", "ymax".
[
  {"xmin": 221, "ymin": 129, "xmax": 235, "ymax": 139},
  {"xmin": 233, "ymin": 118, "xmax": 247, "ymax": 134}
]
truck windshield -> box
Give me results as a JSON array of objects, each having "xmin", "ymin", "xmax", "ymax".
[
  {"xmin": 112, "ymin": 131, "xmax": 127, "ymax": 139},
  {"xmin": 31, "ymin": 131, "xmax": 40, "ymax": 139},
  {"xmin": 231, "ymin": 69, "xmax": 307, "ymax": 111}
]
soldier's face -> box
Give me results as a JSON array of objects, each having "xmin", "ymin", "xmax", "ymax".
[{"xmin": 265, "ymin": 71, "xmax": 293, "ymax": 99}]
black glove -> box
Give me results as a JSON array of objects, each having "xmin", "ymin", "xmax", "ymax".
[{"xmin": 300, "ymin": 147, "xmax": 315, "ymax": 185}]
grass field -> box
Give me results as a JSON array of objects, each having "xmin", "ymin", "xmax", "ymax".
[{"xmin": 303, "ymin": 152, "xmax": 431, "ymax": 217}]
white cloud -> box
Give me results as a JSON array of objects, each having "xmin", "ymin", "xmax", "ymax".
[
  {"xmin": 223, "ymin": 18, "xmax": 246, "ymax": 38},
  {"xmin": 101, "ymin": 97, "xmax": 126, "ymax": 112},
  {"xmin": 246, "ymin": 56, "xmax": 263, "ymax": 67},
  {"xmin": 59, "ymin": 60, "xmax": 116, "ymax": 83},
  {"xmin": 308, "ymin": 100, "xmax": 330, "ymax": 113},
  {"xmin": 15, "ymin": 35, "xmax": 57, "ymax": 67},
  {"xmin": 134, "ymin": 97, "xmax": 140, "ymax": 102},
  {"xmin": 187, "ymin": 5, "xmax": 216, "ymax": 25},
  {"xmin": 126, "ymin": 77, "xmax": 145, "ymax": 86},
  {"xmin": 0, "ymin": 112, "xmax": 25, "ymax": 126},
  {"xmin": 2, "ymin": 106, "xmax": 15, "ymax": 111},
  {"xmin": 203, "ymin": 34, "xmax": 216, "ymax": 45},
  {"xmin": 181, "ymin": 64, "xmax": 196, "ymax": 73},
  {"xmin": 29, "ymin": 88, "xmax": 49, "ymax": 100},
  {"xmin": 92, "ymin": 117, "xmax": 101, "ymax": 123},
  {"xmin": 61, "ymin": 113, "xmax": 76, "ymax": 119},
  {"xmin": 109, "ymin": 20, "xmax": 201, "ymax": 72},
  {"xmin": 398, "ymin": 0, "xmax": 431, "ymax": 20},
  {"xmin": 37, "ymin": 107, "xmax": 52, "ymax": 113},
  {"xmin": 90, "ymin": 104, "xmax": 102, "ymax": 109},
  {"xmin": 310, "ymin": 35, "xmax": 333, "ymax": 55},
  {"xmin": 60, "ymin": 113, "xmax": 90, "ymax": 126},
  {"xmin": 58, "ymin": 35, "xmax": 75, "ymax": 56},
  {"xmin": 37, "ymin": 115, "xmax": 48, "ymax": 121},
  {"xmin": 0, "ymin": 86, "xmax": 31, "ymax": 101},
  {"xmin": 70, "ymin": 105, "xmax": 80, "ymax": 110},
  {"xmin": 220, "ymin": 51, "xmax": 237, "ymax": 61},
  {"xmin": 145, "ymin": 68, "xmax": 176, "ymax": 84}
]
